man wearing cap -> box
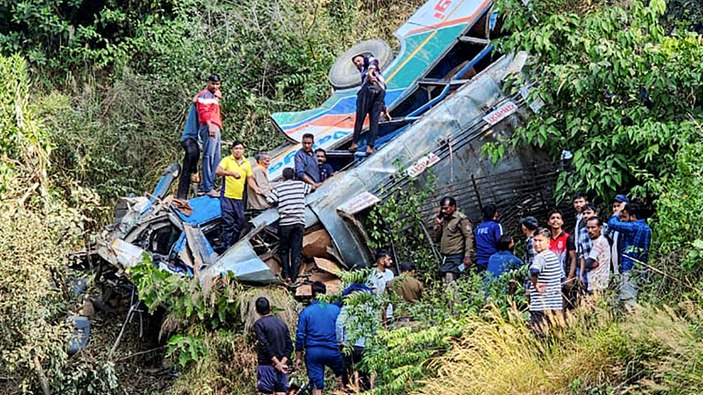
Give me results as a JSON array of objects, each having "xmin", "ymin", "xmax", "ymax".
[
  {"xmin": 351, "ymin": 54, "xmax": 391, "ymax": 156},
  {"xmin": 434, "ymin": 196, "xmax": 473, "ymax": 282},
  {"xmin": 521, "ymin": 216, "xmax": 539, "ymax": 266},
  {"xmin": 216, "ymin": 141, "xmax": 263, "ymax": 249},
  {"xmin": 607, "ymin": 194, "xmax": 629, "ymax": 276},
  {"xmin": 196, "ymin": 74, "xmax": 224, "ymax": 197}
]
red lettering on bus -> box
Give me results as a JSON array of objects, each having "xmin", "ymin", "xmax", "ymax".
[{"xmin": 434, "ymin": 0, "xmax": 452, "ymax": 19}]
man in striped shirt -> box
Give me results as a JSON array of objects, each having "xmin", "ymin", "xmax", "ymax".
[
  {"xmin": 529, "ymin": 228, "xmax": 563, "ymax": 334},
  {"xmin": 267, "ymin": 168, "xmax": 312, "ymax": 283}
]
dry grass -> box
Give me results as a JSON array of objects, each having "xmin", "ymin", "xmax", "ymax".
[
  {"xmin": 170, "ymin": 332, "xmax": 259, "ymax": 395},
  {"xmin": 239, "ymin": 286, "xmax": 301, "ymax": 335},
  {"xmin": 416, "ymin": 296, "xmax": 703, "ymax": 395}
]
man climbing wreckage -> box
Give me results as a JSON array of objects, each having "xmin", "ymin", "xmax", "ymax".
[{"xmin": 95, "ymin": 0, "xmax": 559, "ymax": 297}]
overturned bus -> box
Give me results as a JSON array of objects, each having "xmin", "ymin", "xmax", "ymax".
[{"xmin": 96, "ymin": 0, "xmax": 559, "ymax": 294}]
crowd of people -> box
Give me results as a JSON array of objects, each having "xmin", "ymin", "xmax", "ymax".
[
  {"xmin": 177, "ymin": 57, "xmax": 388, "ymax": 284},
  {"xmin": 252, "ymin": 252, "xmax": 422, "ymax": 395},
  {"xmin": 432, "ymin": 192, "xmax": 652, "ymax": 333},
  {"xmin": 250, "ymin": 191, "xmax": 654, "ymax": 394},
  {"xmin": 176, "ymin": 75, "xmax": 345, "ymax": 282}
]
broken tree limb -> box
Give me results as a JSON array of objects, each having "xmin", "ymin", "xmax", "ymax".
[
  {"xmin": 114, "ymin": 346, "xmax": 166, "ymax": 362},
  {"xmin": 33, "ymin": 356, "xmax": 51, "ymax": 395},
  {"xmin": 419, "ymin": 221, "xmax": 442, "ymax": 264}
]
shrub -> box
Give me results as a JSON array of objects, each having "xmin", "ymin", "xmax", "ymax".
[{"xmin": 494, "ymin": 0, "xmax": 703, "ymax": 202}]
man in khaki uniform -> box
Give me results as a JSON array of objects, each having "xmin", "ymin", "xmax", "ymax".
[
  {"xmin": 434, "ymin": 196, "xmax": 473, "ymax": 282},
  {"xmin": 388, "ymin": 262, "xmax": 423, "ymax": 303}
]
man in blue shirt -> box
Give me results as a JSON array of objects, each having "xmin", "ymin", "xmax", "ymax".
[
  {"xmin": 474, "ymin": 204, "xmax": 504, "ymax": 271},
  {"xmin": 295, "ymin": 281, "xmax": 345, "ymax": 395},
  {"xmin": 176, "ymin": 103, "xmax": 200, "ymax": 200},
  {"xmin": 315, "ymin": 148, "xmax": 335, "ymax": 182},
  {"xmin": 486, "ymin": 235, "xmax": 525, "ymax": 282},
  {"xmin": 294, "ymin": 133, "xmax": 321, "ymax": 190},
  {"xmin": 607, "ymin": 203, "xmax": 652, "ymax": 311}
]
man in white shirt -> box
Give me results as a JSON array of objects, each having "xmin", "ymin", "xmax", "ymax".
[
  {"xmin": 367, "ymin": 250, "xmax": 395, "ymax": 324},
  {"xmin": 583, "ymin": 217, "xmax": 611, "ymax": 292}
]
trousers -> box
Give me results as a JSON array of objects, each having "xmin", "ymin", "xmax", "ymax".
[
  {"xmin": 221, "ymin": 197, "xmax": 244, "ymax": 249},
  {"xmin": 176, "ymin": 138, "xmax": 200, "ymax": 199},
  {"xmin": 353, "ymin": 83, "xmax": 385, "ymax": 148},
  {"xmin": 278, "ymin": 223, "xmax": 304, "ymax": 282},
  {"xmin": 199, "ymin": 124, "xmax": 221, "ymax": 193}
]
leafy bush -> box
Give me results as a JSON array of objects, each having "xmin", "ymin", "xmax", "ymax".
[
  {"xmin": 365, "ymin": 174, "xmax": 438, "ymax": 280},
  {"xmin": 0, "ymin": 0, "xmax": 189, "ymax": 71},
  {"xmin": 0, "ymin": 53, "xmax": 118, "ymax": 394},
  {"xmin": 494, "ymin": 0, "xmax": 703, "ymax": 202}
]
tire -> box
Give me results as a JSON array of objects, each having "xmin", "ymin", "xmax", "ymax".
[{"xmin": 328, "ymin": 39, "xmax": 393, "ymax": 90}]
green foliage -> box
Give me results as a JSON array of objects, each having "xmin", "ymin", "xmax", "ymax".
[
  {"xmin": 0, "ymin": 54, "xmax": 52, "ymax": 199},
  {"xmin": 169, "ymin": 330, "xmax": 258, "ymax": 395},
  {"xmin": 662, "ymin": 0, "xmax": 703, "ymax": 33},
  {"xmin": 0, "ymin": 0, "xmax": 188, "ymax": 70},
  {"xmin": 37, "ymin": 87, "xmax": 175, "ymax": 205},
  {"xmin": 494, "ymin": 0, "xmax": 703, "ymax": 202},
  {"xmin": 0, "ymin": 54, "xmax": 118, "ymax": 393},
  {"xmin": 366, "ymin": 174, "xmax": 438, "ymax": 277},
  {"xmin": 167, "ymin": 334, "xmax": 209, "ymax": 369},
  {"xmin": 417, "ymin": 302, "xmax": 703, "ymax": 395},
  {"xmin": 646, "ymin": 137, "xmax": 703, "ymax": 283},
  {"xmin": 129, "ymin": 262, "xmax": 243, "ymax": 332},
  {"xmin": 365, "ymin": 324, "xmax": 463, "ymax": 394}
]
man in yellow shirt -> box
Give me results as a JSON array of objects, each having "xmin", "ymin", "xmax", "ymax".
[{"xmin": 216, "ymin": 141, "xmax": 263, "ymax": 249}]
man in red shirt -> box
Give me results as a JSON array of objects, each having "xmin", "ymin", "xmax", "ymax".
[
  {"xmin": 547, "ymin": 209, "xmax": 569, "ymax": 277},
  {"xmin": 196, "ymin": 74, "xmax": 223, "ymax": 197}
]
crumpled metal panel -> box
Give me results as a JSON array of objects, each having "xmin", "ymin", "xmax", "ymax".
[
  {"xmin": 204, "ymin": 239, "xmax": 277, "ymax": 284},
  {"xmin": 306, "ymin": 175, "xmax": 375, "ymax": 268}
]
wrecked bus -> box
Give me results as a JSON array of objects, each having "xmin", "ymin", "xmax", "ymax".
[{"xmin": 96, "ymin": 0, "xmax": 557, "ymax": 294}]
